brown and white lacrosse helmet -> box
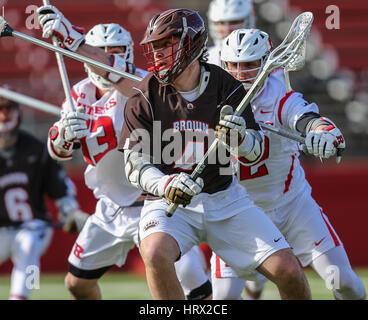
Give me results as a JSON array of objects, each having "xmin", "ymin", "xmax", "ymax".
[{"xmin": 140, "ymin": 8, "xmax": 208, "ymax": 85}]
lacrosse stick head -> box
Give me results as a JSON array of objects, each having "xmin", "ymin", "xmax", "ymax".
[
  {"xmin": 266, "ymin": 12, "xmax": 314, "ymax": 73},
  {"xmin": 0, "ymin": 16, "xmax": 13, "ymax": 37}
]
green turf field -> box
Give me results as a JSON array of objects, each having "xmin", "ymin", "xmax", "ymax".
[{"xmin": 1, "ymin": 268, "xmax": 367, "ymax": 300}]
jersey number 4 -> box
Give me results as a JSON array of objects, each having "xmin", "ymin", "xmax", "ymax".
[
  {"xmin": 174, "ymin": 141, "xmax": 205, "ymax": 171},
  {"xmin": 80, "ymin": 117, "xmax": 117, "ymax": 166},
  {"xmin": 239, "ymin": 136, "xmax": 270, "ymax": 180}
]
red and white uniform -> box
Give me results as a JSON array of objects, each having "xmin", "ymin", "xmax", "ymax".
[
  {"xmin": 67, "ymin": 77, "xmax": 142, "ymax": 207},
  {"xmin": 239, "ymin": 69, "xmax": 318, "ymax": 211},
  {"xmin": 66, "ymin": 75, "xmax": 144, "ymax": 271},
  {"xmin": 213, "ymin": 69, "xmax": 343, "ymax": 277}
]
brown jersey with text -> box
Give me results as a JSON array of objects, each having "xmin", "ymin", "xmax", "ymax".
[{"xmin": 119, "ymin": 63, "xmax": 260, "ymax": 196}]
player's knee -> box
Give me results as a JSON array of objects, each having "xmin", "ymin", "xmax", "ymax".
[
  {"xmin": 65, "ymin": 272, "xmax": 96, "ymax": 294},
  {"xmin": 140, "ymin": 234, "xmax": 180, "ymax": 268},
  {"xmin": 265, "ymin": 249, "xmax": 305, "ymax": 286},
  {"xmin": 186, "ymin": 280, "xmax": 212, "ymax": 300},
  {"xmin": 333, "ymin": 268, "xmax": 366, "ymax": 300}
]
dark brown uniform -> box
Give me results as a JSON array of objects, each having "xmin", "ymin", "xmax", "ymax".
[
  {"xmin": 0, "ymin": 130, "xmax": 72, "ymax": 227},
  {"xmin": 119, "ymin": 63, "xmax": 260, "ymax": 195}
]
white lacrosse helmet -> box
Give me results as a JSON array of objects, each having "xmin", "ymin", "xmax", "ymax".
[
  {"xmin": 207, "ymin": 0, "xmax": 255, "ymax": 47},
  {"xmin": 85, "ymin": 23, "xmax": 134, "ymax": 90},
  {"xmin": 221, "ymin": 28, "xmax": 272, "ymax": 90}
]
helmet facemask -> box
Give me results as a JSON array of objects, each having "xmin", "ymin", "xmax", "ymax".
[
  {"xmin": 140, "ymin": 9, "xmax": 208, "ymax": 86},
  {"xmin": 223, "ymin": 54, "xmax": 269, "ymax": 90},
  {"xmin": 220, "ymin": 29, "xmax": 272, "ymax": 93},
  {"xmin": 0, "ymin": 100, "xmax": 21, "ymax": 149},
  {"xmin": 84, "ymin": 23, "xmax": 134, "ymax": 91},
  {"xmin": 143, "ymin": 33, "xmax": 203, "ymax": 85},
  {"xmin": 85, "ymin": 46, "xmax": 130, "ymax": 91}
]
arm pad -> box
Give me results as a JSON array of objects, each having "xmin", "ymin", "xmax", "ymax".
[
  {"xmin": 124, "ymin": 149, "xmax": 165, "ymax": 194},
  {"xmin": 236, "ymin": 129, "xmax": 265, "ymax": 166}
]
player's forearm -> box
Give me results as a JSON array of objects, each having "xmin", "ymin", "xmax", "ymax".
[
  {"xmin": 78, "ymin": 44, "xmax": 136, "ymax": 97},
  {"xmin": 124, "ymin": 149, "xmax": 165, "ymax": 194},
  {"xmin": 76, "ymin": 44, "xmax": 110, "ymax": 77}
]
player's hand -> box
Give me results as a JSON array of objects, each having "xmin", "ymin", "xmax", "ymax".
[
  {"xmin": 48, "ymin": 119, "xmax": 74, "ymax": 157},
  {"xmin": 105, "ymin": 54, "xmax": 136, "ymax": 84},
  {"xmin": 61, "ymin": 106, "xmax": 89, "ymax": 141},
  {"xmin": 215, "ymin": 105, "xmax": 246, "ymax": 148},
  {"xmin": 62, "ymin": 210, "xmax": 89, "ymax": 233},
  {"xmin": 37, "ymin": 5, "xmax": 85, "ymax": 52},
  {"xmin": 305, "ymin": 120, "xmax": 345, "ymax": 159},
  {"xmin": 158, "ymin": 173, "xmax": 204, "ymax": 206}
]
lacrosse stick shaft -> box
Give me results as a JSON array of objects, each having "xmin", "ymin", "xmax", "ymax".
[
  {"xmin": 0, "ymin": 17, "xmax": 142, "ymax": 83},
  {"xmin": 284, "ymin": 69, "xmax": 292, "ymax": 93},
  {"xmin": 0, "ymin": 87, "xmax": 60, "ymax": 116},
  {"xmin": 11, "ymin": 30, "xmax": 142, "ymax": 82},
  {"xmin": 43, "ymin": 0, "xmax": 75, "ymax": 112},
  {"xmin": 259, "ymin": 122, "xmax": 305, "ymax": 144}
]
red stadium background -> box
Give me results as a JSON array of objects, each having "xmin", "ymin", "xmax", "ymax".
[{"xmin": 0, "ymin": 0, "xmax": 367, "ymax": 275}]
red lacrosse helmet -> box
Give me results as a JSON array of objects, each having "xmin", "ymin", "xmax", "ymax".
[{"xmin": 140, "ymin": 8, "xmax": 208, "ymax": 85}]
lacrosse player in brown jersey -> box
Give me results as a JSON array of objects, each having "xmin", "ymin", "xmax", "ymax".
[
  {"xmin": 36, "ymin": 7, "xmax": 311, "ymax": 300},
  {"xmin": 117, "ymin": 9, "xmax": 311, "ymax": 300}
]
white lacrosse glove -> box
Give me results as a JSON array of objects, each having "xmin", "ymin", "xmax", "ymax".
[
  {"xmin": 37, "ymin": 5, "xmax": 85, "ymax": 52},
  {"xmin": 157, "ymin": 172, "xmax": 204, "ymax": 206},
  {"xmin": 61, "ymin": 106, "xmax": 89, "ymax": 141},
  {"xmin": 215, "ymin": 105, "xmax": 264, "ymax": 164},
  {"xmin": 62, "ymin": 210, "xmax": 89, "ymax": 233},
  {"xmin": 105, "ymin": 54, "xmax": 136, "ymax": 84},
  {"xmin": 305, "ymin": 119, "xmax": 345, "ymax": 159},
  {"xmin": 215, "ymin": 105, "xmax": 246, "ymax": 148},
  {"xmin": 48, "ymin": 119, "xmax": 74, "ymax": 161}
]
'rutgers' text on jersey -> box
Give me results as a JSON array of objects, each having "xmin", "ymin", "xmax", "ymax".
[
  {"xmin": 238, "ymin": 69, "xmax": 319, "ymax": 210},
  {"xmin": 119, "ymin": 63, "xmax": 260, "ymax": 196},
  {"xmin": 63, "ymin": 71, "xmax": 147, "ymax": 207}
]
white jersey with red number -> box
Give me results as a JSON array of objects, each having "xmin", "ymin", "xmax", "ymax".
[
  {"xmin": 62, "ymin": 69, "xmax": 148, "ymax": 207},
  {"xmin": 207, "ymin": 45, "xmax": 222, "ymax": 67},
  {"xmin": 238, "ymin": 68, "xmax": 319, "ymax": 211}
]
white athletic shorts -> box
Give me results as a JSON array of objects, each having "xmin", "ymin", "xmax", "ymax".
[
  {"xmin": 212, "ymin": 184, "xmax": 342, "ymax": 278},
  {"xmin": 68, "ymin": 198, "xmax": 141, "ymax": 272},
  {"xmin": 0, "ymin": 219, "xmax": 53, "ymax": 266},
  {"xmin": 139, "ymin": 178, "xmax": 290, "ymax": 280}
]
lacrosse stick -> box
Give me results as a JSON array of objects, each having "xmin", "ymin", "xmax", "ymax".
[
  {"xmin": 258, "ymin": 122, "xmax": 304, "ymax": 144},
  {"xmin": 41, "ymin": 0, "xmax": 75, "ymax": 112},
  {"xmin": 165, "ymin": 11, "xmax": 314, "ymax": 217},
  {"xmin": 0, "ymin": 87, "xmax": 60, "ymax": 116},
  {"xmin": 0, "ymin": 16, "xmax": 142, "ymax": 83},
  {"xmin": 283, "ymin": 12, "xmax": 311, "ymax": 92}
]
